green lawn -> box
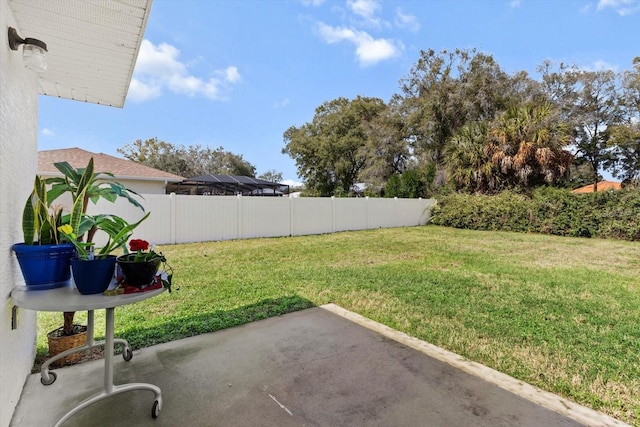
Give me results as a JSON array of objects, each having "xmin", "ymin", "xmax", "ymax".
[{"xmin": 36, "ymin": 226, "xmax": 640, "ymax": 425}]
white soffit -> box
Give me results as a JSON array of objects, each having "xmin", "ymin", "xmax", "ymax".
[{"xmin": 8, "ymin": 0, "xmax": 153, "ymax": 108}]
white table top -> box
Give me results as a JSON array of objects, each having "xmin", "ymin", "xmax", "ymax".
[{"xmin": 11, "ymin": 284, "xmax": 165, "ymax": 312}]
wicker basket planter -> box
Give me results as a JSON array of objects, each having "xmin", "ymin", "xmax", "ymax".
[{"xmin": 46, "ymin": 325, "xmax": 87, "ymax": 368}]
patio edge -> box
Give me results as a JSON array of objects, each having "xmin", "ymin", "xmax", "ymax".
[{"xmin": 320, "ymin": 303, "xmax": 629, "ymax": 427}]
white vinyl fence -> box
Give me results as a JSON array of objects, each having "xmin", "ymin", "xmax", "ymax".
[{"xmin": 86, "ymin": 195, "xmax": 436, "ymax": 246}]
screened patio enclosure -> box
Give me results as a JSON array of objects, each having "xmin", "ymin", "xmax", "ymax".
[{"xmin": 168, "ymin": 174, "xmax": 290, "ymax": 196}]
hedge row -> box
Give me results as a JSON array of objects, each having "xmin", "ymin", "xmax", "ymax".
[{"xmin": 430, "ymin": 187, "xmax": 640, "ymax": 241}]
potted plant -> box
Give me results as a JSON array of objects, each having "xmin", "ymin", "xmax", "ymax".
[
  {"xmin": 117, "ymin": 239, "xmax": 173, "ymax": 291},
  {"xmin": 11, "ymin": 176, "xmax": 76, "ymax": 290},
  {"xmin": 43, "ymin": 157, "xmax": 146, "ymax": 366},
  {"xmin": 58, "ymin": 208, "xmax": 150, "ymax": 295}
]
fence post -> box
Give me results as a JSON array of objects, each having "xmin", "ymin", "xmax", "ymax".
[
  {"xmin": 331, "ymin": 196, "xmax": 336, "ymax": 233},
  {"xmin": 170, "ymin": 192, "xmax": 176, "ymax": 244},
  {"xmin": 365, "ymin": 196, "xmax": 369, "ymax": 230},
  {"xmin": 289, "ymin": 195, "xmax": 294, "ymax": 237},
  {"xmin": 394, "ymin": 197, "xmax": 398, "ymax": 227},
  {"xmin": 237, "ymin": 194, "xmax": 243, "ymax": 239}
]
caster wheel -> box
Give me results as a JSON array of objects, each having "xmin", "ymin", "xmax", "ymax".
[
  {"xmin": 152, "ymin": 400, "xmax": 161, "ymax": 418},
  {"xmin": 123, "ymin": 348, "xmax": 133, "ymax": 362},
  {"xmin": 41, "ymin": 371, "xmax": 57, "ymax": 386}
]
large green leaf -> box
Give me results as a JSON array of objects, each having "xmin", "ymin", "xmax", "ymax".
[
  {"xmin": 21, "ymin": 176, "xmax": 62, "ymax": 245},
  {"xmin": 68, "ymin": 186, "xmax": 87, "ymax": 236},
  {"xmin": 52, "ymin": 161, "xmax": 81, "ymax": 182},
  {"xmin": 21, "ymin": 194, "xmax": 35, "ymax": 245},
  {"xmin": 94, "ymin": 212, "xmax": 150, "ymax": 257}
]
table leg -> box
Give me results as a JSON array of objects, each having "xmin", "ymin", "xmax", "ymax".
[
  {"xmin": 41, "ymin": 310, "xmax": 96, "ymax": 385},
  {"xmin": 104, "ymin": 307, "xmax": 114, "ymax": 392},
  {"xmin": 41, "ymin": 310, "xmax": 134, "ymax": 386},
  {"xmin": 53, "ymin": 307, "xmax": 162, "ymax": 426}
]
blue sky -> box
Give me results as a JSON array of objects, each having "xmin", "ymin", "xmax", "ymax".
[{"xmin": 38, "ymin": 0, "xmax": 639, "ymax": 186}]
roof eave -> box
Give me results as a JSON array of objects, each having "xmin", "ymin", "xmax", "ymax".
[{"xmin": 9, "ymin": 0, "xmax": 154, "ymax": 108}]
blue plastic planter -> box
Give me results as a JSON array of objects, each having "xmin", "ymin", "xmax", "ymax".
[
  {"xmin": 71, "ymin": 256, "xmax": 117, "ymax": 295},
  {"xmin": 12, "ymin": 243, "xmax": 75, "ymax": 290}
]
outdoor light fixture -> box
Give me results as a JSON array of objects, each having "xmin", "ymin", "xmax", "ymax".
[{"xmin": 8, "ymin": 27, "xmax": 47, "ymax": 72}]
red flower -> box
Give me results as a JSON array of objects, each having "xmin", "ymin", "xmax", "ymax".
[{"xmin": 129, "ymin": 239, "xmax": 149, "ymax": 252}]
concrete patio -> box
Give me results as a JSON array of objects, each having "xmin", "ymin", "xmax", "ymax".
[{"xmin": 10, "ymin": 304, "xmax": 626, "ymax": 426}]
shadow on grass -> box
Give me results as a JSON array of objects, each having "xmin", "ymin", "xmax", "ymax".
[
  {"xmin": 122, "ymin": 294, "xmax": 315, "ymax": 349},
  {"xmin": 33, "ymin": 295, "xmax": 315, "ymax": 373}
]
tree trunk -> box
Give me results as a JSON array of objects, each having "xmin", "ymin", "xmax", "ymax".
[{"xmin": 63, "ymin": 311, "xmax": 75, "ymax": 335}]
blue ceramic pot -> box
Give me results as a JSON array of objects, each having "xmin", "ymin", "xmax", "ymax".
[
  {"xmin": 71, "ymin": 256, "xmax": 117, "ymax": 295},
  {"xmin": 12, "ymin": 243, "xmax": 75, "ymax": 290}
]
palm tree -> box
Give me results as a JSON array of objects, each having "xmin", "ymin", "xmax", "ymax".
[
  {"xmin": 446, "ymin": 121, "xmax": 499, "ymax": 193},
  {"xmin": 487, "ymin": 103, "xmax": 573, "ymax": 189}
]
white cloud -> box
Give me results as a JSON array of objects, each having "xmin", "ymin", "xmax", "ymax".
[
  {"xmin": 395, "ymin": 8, "xmax": 420, "ymax": 32},
  {"xmin": 134, "ymin": 40, "xmax": 184, "ymax": 77},
  {"xmin": 129, "ymin": 39, "xmax": 242, "ymax": 102},
  {"xmin": 510, "ymin": 0, "xmax": 522, "ymax": 8},
  {"xmin": 580, "ymin": 3, "xmax": 593, "ymax": 13},
  {"xmin": 571, "ymin": 60, "xmax": 619, "ymax": 72},
  {"xmin": 356, "ymin": 37, "xmax": 402, "ymax": 64},
  {"xmin": 348, "ymin": 0, "xmax": 382, "ymax": 26},
  {"xmin": 274, "ymin": 98, "xmax": 290, "ymax": 109},
  {"xmin": 224, "ymin": 66, "xmax": 242, "ymax": 83},
  {"xmin": 301, "ymin": 0, "xmax": 325, "ymax": 5},
  {"xmin": 41, "ymin": 128, "xmax": 55, "ymax": 137},
  {"xmin": 591, "ymin": 60, "xmax": 618, "ymax": 71},
  {"xmin": 597, "ymin": 0, "xmax": 640, "ymax": 15},
  {"xmin": 316, "ymin": 22, "xmax": 402, "ymax": 65},
  {"xmin": 128, "ymin": 78, "xmax": 162, "ymax": 102}
]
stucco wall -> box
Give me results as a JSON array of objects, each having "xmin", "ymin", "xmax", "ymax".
[
  {"xmin": 118, "ymin": 178, "xmax": 167, "ymax": 195},
  {"xmin": 42, "ymin": 179, "xmax": 165, "ymax": 218},
  {"xmin": 0, "ymin": 4, "xmax": 41, "ymax": 426}
]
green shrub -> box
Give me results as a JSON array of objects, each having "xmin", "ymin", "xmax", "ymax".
[
  {"xmin": 385, "ymin": 170, "xmax": 427, "ymax": 198},
  {"xmin": 385, "ymin": 173, "xmax": 402, "ymax": 198},
  {"xmin": 430, "ymin": 187, "xmax": 640, "ymax": 241}
]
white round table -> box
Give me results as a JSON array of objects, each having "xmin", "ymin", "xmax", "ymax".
[{"xmin": 11, "ymin": 284, "xmax": 166, "ymax": 425}]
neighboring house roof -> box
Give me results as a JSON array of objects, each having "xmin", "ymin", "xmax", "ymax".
[
  {"xmin": 38, "ymin": 148, "xmax": 184, "ymax": 183},
  {"xmin": 351, "ymin": 183, "xmax": 366, "ymax": 193},
  {"xmin": 571, "ymin": 180, "xmax": 622, "ymax": 194},
  {"xmin": 8, "ymin": 0, "xmax": 153, "ymax": 107}
]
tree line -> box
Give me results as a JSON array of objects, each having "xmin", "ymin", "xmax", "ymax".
[
  {"xmin": 282, "ymin": 49, "xmax": 640, "ymax": 197},
  {"xmin": 117, "ymin": 137, "xmax": 283, "ymax": 183}
]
